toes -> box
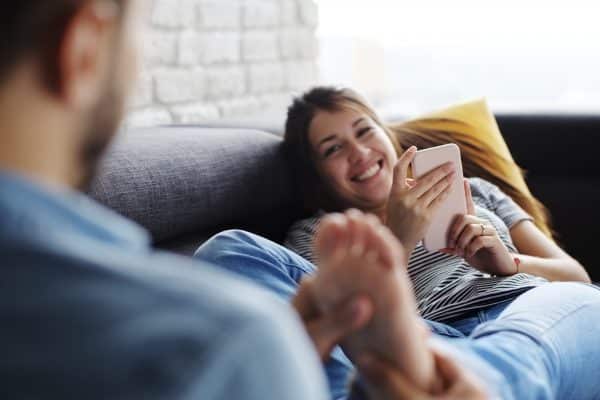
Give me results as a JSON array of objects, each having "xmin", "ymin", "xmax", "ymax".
[
  {"xmin": 364, "ymin": 221, "xmax": 394, "ymax": 270},
  {"xmin": 345, "ymin": 209, "xmax": 368, "ymax": 257},
  {"xmin": 379, "ymin": 226, "xmax": 407, "ymax": 270},
  {"xmin": 363, "ymin": 215, "xmax": 406, "ymax": 271},
  {"xmin": 316, "ymin": 210, "xmax": 407, "ymax": 274},
  {"xmin": 314, "ymin": 213, "xmax": 349, "ymax": 262},
  {"xmin": 361, "ymin": 214, "xmax": 382, "ymax": 263}
]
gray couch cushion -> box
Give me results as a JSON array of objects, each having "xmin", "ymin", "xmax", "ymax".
[{"xmin": 89, "ymin": 126, "xmax": 299, "ymax": 244}]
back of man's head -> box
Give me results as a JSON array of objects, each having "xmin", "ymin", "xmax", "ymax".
[
  {"xmin": 0, "ymin": 0, "xmax": 137, "ymax": 189},
  {"xmin": 0, "ymin": 1, "xmax": 128, "ymax": 92}
]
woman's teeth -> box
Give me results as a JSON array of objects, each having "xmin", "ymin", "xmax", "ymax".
[{"xmin": 355, "ymin": 162, "xmax": 381, "ymax": 181}]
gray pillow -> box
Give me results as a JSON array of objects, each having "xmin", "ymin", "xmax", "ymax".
[{"xmin": 88, "ymin": 127, "xmax": 297, "ymax": 243}]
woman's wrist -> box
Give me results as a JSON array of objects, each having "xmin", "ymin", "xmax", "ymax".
[
  {"xmin": 385, "ymin": 225, "xmax": 417, "ymax": 262},
  {"xmin": 513, "ymin": 256, "xmax": 521, "ymax": 275},
  {"xmin": 398, "ymin": 238, "xmax": 417, "ymax": 264}
]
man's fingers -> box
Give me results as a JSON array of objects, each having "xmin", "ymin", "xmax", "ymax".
[
  {"xmin": 306, "ymin": 296, "xmax": 373, "ymax": 360},
  {"xmin": 333, "ymin": 295, "xmax": 373, "ymax": 332},
  {"xmin": 432, "ymin": 349, "xmax": 462, "ymax": 384},
  {"xmin": 292, "ymin": 277, "xmax": 319, "ymax": 321},
  {"xmin": 432, "ymin": 348, "xmax": 489, "ymax": 399},
  {"xmin": 358, "ymin": 349, "xmax": 489, "ymax": 400},
  {"xmin": 304, "ymin": 320, "xmax": 336, "ymax": 359},
  {"xmin": 359, "ymin": 354, "xmax": 430, "ymax": 400}
]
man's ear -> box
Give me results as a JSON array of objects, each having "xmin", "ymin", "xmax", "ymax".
[{"xmin": 58, "ymin": 0, "xmax": 120, "ymax": 109}]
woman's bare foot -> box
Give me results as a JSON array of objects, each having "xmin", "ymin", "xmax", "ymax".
[{"xmin": 312, "ymin": 209, "xmax": 437, "ymax": 392}]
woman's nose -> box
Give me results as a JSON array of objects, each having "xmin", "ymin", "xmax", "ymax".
[{"xmin": 349, "ymin": 142, "xmax": 370, "ymax": 163}]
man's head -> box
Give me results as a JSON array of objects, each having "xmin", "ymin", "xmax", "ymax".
[{"xmin": 0, "ymin": 0, "xmax": 140, "ymax": 188}]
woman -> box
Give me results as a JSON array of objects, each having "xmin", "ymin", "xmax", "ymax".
[
  {"xmin": 194, "ymin": 86, "xmax": 599, "ymax": 399},
  {"xmin": 283, "ymin": 86, "xmax": 590, "ymax": 328},
  {"xmin": 275, "ymin": 86, "xmax": 600, "ymax": 397}
]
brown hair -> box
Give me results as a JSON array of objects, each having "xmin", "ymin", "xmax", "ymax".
[
  {"xmin": 284, "ymin": 86, "xmax": 554, "ymax": 239},
  {"xmin": 0, "ymin": 0, "xmax": 125, "ymax": 93}
]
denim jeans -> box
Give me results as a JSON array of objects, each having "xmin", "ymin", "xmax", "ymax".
[
  {"xmin": 444, "ymin": 300, "xmax": 513, "ymax": 336},
  {"xmin": 195, "ymin": 230, "xmax": 600, "ymax": 400}
]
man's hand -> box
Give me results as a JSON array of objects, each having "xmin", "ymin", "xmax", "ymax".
[
  {"xmin": 355, "ymin": 347, "xmax": 488, "ymax": 400},
  {"xmin": 292, "ymin": 276, "xmax": 374, "ymax": 360}
]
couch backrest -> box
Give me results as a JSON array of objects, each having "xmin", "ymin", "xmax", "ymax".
[{"xmin": 88, "ymin": 127, "xmax": 304, "ymax": 254}]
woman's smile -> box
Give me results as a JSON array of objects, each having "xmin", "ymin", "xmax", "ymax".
[
  {"xmin": 308, "ymin": 108, "xmax": 398, "ymax": 211},
  {"xmin": 350, "ymin": 159, "xmax": 384, "ymax": 183}
]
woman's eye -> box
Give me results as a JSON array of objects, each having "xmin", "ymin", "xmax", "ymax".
[
  {"xmin": 324, "ymin": 144, "xmax": 341, "ymax": 158},
  {"xmin": 357, "ymin": 127, "xmax": 372, "ymax": 137}
]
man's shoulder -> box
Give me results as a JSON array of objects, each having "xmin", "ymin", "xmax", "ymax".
[
  {"xmin": 1, "ymin": 239, "xmax": 289, "ymax": 327},
  {"xmin": 0, "ymin": 240, "xmax": 301, "ymax": 398}
]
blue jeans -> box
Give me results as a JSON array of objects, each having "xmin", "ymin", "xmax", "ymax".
[
  {"xmin": 195, "ymin": 230, "xmax": 600, "ymax": 400},
  {"xmin": 445, "ymin": 300, "xmax": 512, "ymax": 336}
]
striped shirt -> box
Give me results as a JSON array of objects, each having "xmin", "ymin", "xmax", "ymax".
[{"xmin": 284, "ymin": 177, "xmax": 547, "ymax": 322}]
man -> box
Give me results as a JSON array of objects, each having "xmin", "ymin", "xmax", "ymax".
[
  {"xmin": 0, "ymin": 1, "xmax": 371, "ymax": 398},
  {"xmin": 0, "ymin": 1, "xmax": 496, "ymax": 399}
]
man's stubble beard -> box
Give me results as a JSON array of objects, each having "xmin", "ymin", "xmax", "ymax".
[{"xmin": 76, "ymin": 65, "xmax": 127, "ymax": 191}]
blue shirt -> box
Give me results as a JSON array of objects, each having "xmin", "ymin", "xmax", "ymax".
[{"xmin": 0, "ymin": 172, "xmax": 328, "ymax": 399}]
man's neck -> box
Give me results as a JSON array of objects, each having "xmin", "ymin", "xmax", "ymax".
[{"xmin": 0, "ymin": 68, "xmax": 81, "ymax": 189}]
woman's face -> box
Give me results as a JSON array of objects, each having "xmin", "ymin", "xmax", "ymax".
[{"xmin": 308, "ymin": 108, "xmax": 398, "ymax": 212}]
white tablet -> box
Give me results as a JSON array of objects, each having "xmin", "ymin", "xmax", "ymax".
[{"xmin": 411, "ymin": 143, "xmax": 467, "ymax": 252}]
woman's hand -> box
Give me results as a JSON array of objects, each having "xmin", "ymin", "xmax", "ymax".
[
  {"xmin": 292, "ymin": 276, "xmax": 374, "ymax": 361},
  {"xmin": 355, "ymin": 346, "xmax": 488, "ymax": 400},
  {"xmin": 445, "ymin": 179, "xmax": 517, "ymax": 276},
  {"xmin": 386, "ymin": 146, "xmax": 456, "ymax": 256}
]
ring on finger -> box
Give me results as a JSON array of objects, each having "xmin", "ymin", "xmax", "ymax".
[{"xmin": 480, "ymin": 223, "xmax": 485, "ymax": 236}]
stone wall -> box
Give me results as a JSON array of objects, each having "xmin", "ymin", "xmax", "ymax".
[{"xmin": 127, "ymin": 0, "xmax": 319, "ymax": 127}]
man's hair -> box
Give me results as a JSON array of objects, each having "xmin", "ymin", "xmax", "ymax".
[{"xmin": 0, "ymin": 1, "xmax": 123, "ymax": 92}]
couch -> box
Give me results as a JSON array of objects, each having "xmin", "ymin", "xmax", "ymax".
[{"xmin": 88, "ymin": 115, "xmax": 600, "ymax": 282}]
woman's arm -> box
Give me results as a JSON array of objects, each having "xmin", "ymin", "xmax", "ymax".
[
  {"xmin": 449, "ymin": 179, "xmax": 591, "ymax": 282},
  {"xmin": 510, "ymin": 220, "xmax": 591, "ymax": 283}
]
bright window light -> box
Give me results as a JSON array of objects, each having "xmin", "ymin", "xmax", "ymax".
[{"xmin": 316, "ymin": 0, "xmax": 600, "ymax": 114}]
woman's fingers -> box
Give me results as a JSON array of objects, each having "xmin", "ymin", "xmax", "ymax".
[
  {"xmin": 392, "ymin": 146, "xmax": 417, "ymax": 191},
  {"xmin": 421, "ymin": 170, "xmax": 455, "ymax": 208},
  {"xmin": 465, "ymin": 236, "xmax": 492, "ymax": 258},
  {"xmin": 447, "ymin": 215, "xmax": 482, "ymax": 249},
  {"xmin": 455, "ymin": 224, "xmax": 480, "ymax": 253},
  {"xmin": 456, "ymin": 223, "xmax": 485, "ymax": 253},
  {"xmin": 455, "ymin": 223, "xmax": 496, "ymax": 255},
  {"xmin": 412, "ymin": 163, "xmax": 455, "ymax": 198},
  {"xmin": 464, "ymin": 179, "xmax": 476, "ymax": 215}
]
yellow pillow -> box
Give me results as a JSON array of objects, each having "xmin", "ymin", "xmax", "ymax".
[{"xmin": 389, "ymin": 99, "xmax": 553, "ymax": 238}]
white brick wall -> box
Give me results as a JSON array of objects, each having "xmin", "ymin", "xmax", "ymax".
[{"xmin": 127, "ymin": 0, "xmax": 319, "ymax": 127}]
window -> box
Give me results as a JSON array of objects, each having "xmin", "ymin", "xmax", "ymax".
[{"xmin": 317, "ymin": 0, "xmax": 600, "ymax": 114}]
